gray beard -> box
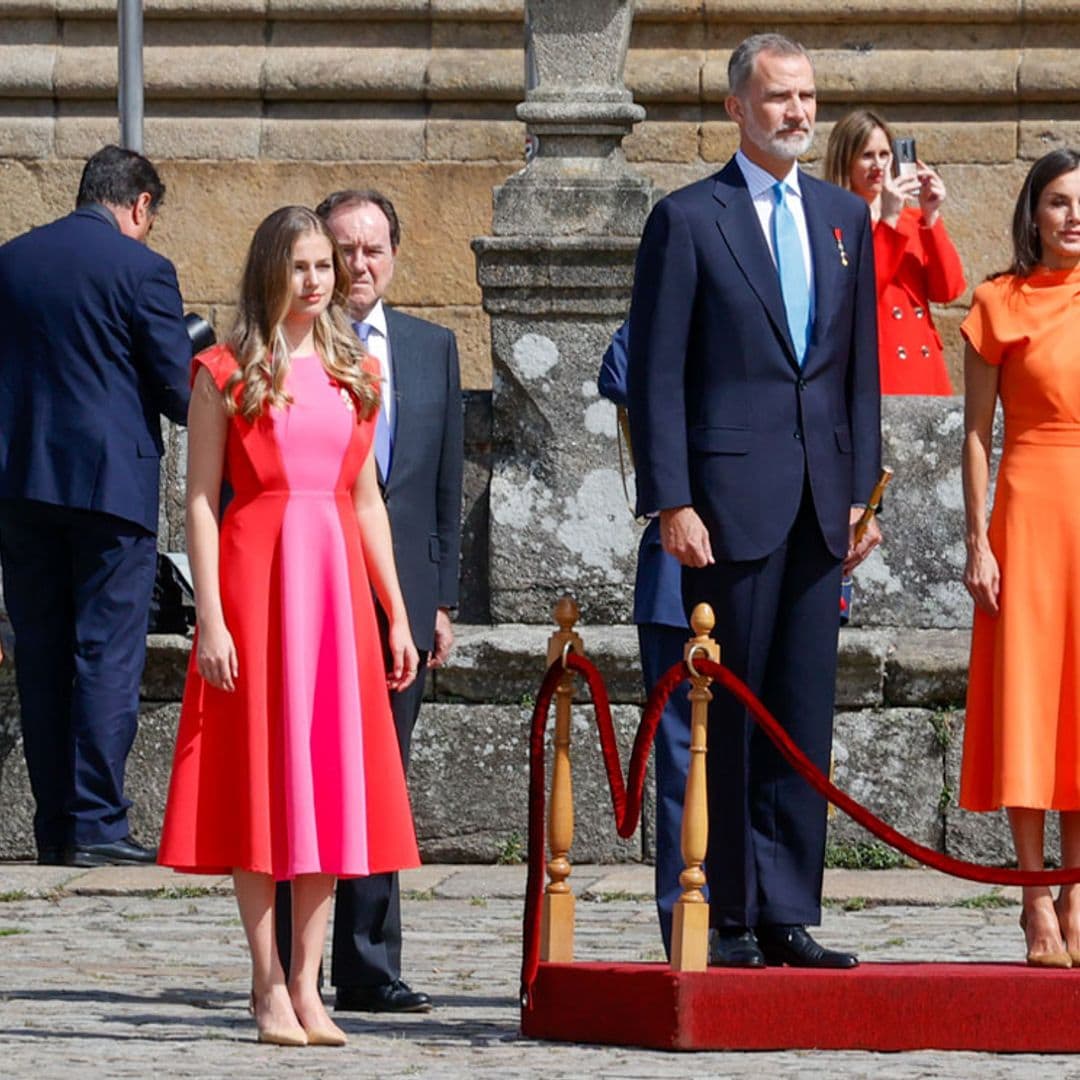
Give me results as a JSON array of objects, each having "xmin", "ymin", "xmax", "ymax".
[{"xmin": 746, "ymin": 120, "xmax": 814, "ymax": 162}]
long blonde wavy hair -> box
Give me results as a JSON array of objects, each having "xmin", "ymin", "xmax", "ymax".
[{"xmin": 224, "ymin": 205, "xmax": 380, "ymax": 422}]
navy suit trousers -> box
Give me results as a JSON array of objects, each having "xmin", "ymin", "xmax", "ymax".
[
  {"xmin": 683, "ymin": 482, "xmax": 842, "ymax": 930},
  {"xmin": 0, "ymin": 498, "xmax": 156, "ymax": 851}
]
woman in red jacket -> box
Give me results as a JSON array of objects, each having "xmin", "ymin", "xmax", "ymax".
[{"xmin": 825, "ymin": 110, "xmax": 966, "ymax": 394}]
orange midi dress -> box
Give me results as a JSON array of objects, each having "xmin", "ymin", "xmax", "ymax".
[{"xmin": 960, "ymin": 265, "xmax": 1080, "ymax": 810}]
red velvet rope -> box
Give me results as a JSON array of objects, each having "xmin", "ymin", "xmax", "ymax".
[{"xmin": 521, "ymin": 653, "xmax": 1080, "ymax": 1006}]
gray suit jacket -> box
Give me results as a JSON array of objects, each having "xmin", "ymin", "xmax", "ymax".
[{"xmin": 380, "ymin": 307, "xmax": 464, "ymax": 652}]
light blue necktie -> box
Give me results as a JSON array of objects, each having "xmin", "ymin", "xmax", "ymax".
[
  {"xmin": 771, "ymin": 181, "xmax": 811, "ymax": 366},
  {"xmin": 355, "ymin": 320, "xmax": 392, "ymax": 479}
]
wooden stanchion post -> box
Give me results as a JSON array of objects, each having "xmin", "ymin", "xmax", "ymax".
[
  {"xmin": 670, "ymin": 603, "xmax": 719, "ymax": 972},
  {"xmin": 540, "ymin": 595, "xmax": 583, "ymax": 963}
]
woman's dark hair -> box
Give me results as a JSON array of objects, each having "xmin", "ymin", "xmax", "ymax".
[
  {"xmin": 1001, "ymin": 147, "xmax": 1080, "ymax": 277},
  {"xmin": 76, "ymin": 145, "xmax": 165, "ymax": 213}
]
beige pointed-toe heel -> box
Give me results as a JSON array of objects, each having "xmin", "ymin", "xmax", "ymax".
[
  {"xmin": 256, "ymin": 1025, "xmax": 308, "ymax": 1046},
  {"xmin": 303, "ymin": 1025, "xmax": 348, "ymax": 1047}
]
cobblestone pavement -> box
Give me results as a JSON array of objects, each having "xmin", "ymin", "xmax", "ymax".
[{"xmin": 0, "ymin": 863, "xmax": 1077, "ymax": 1078}]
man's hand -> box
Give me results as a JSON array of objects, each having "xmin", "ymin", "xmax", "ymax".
[
  {"xmin": 428, "ymin": 607, "xmax": 455, "ymax": 668},
  {"xmin": 844, "ymin": 506, "xmax": 882, "ymax": 575},
  {"xmin": 660, "ymin": 506, "xmax": 715, "ymax": 568}
]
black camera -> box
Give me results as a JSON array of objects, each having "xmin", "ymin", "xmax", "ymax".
[{"xmin": 184, "ymin": 312, "xmax": 216, "ymax": 354}]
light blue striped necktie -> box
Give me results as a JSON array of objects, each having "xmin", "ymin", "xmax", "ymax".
[
  {"xmin": 771, "ymin": 181, "xmax": 811, "ymax": 366},
  {"xmin": 355, "ymin": 320, "xmax": 392, "ymax": 479}
]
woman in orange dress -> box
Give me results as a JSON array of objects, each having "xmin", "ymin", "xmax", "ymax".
[
  {"xmin": 825, "ymin": 110, "xmax": 966, "ymax": 394},
  {"xmin": 961, "ymin": 148, "xmax": 1080, "ymax": 967},
  {"xmin": 158, "ymin": 206, "xmax": 420, "ymax": 1044}
]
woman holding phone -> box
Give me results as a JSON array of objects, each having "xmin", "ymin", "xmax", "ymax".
[
  {"xmin": 825, "ymin": 109, "xmax": 966, "ymax": 394},
  {"xmin": 961, "ymin": 148, "xmax": 1080, "ymax": 967}
]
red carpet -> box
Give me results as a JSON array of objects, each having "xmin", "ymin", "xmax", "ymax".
[{"xmin": 522, "ymin": 961, "xmax": 1080, "ymax": 1051}]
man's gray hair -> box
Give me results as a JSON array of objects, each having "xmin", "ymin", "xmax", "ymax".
[{"xmin": 727, "ymin": 33, "xmax": 812, "ymax": 97}]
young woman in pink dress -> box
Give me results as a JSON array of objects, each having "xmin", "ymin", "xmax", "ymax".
[{"xmin": 158, "ymin": 206, "xmax": 420, "ymax": 1046}]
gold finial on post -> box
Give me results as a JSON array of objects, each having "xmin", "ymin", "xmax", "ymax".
[
  {"xmin": 670, "ymin": 602, "xmax": 719, "ymax": 972},
  {"xmin": 541, "ymin": 594, "xmax": 583, "ymax": 963}
]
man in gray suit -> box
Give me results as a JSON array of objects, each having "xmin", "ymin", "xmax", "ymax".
[{"xmin": 319, "ymin": 189, "xmax": 463, "ymax": 1013}]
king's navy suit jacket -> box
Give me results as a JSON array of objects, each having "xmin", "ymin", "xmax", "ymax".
[{"xmin": 626, "ymin": 158, "xmax": 880, "ymax": 558}]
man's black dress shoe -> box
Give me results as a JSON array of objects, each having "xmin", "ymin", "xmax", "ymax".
[
  {"xmin": 757, "ymin": 924, "xmax": 858, "ymax": 969},
  {"xmin": 707, "ymin": 927, "xmax": 766, "ymax": 968},
  {"xmin": 65, "ymin": 836, "xmax": 157, "ymax": 867},
  {"xmin": 37, "ymin": 847, "xmax": 65, "ymax": 866},
  {"xmin": 336, "ymin": 980, "xmax": 432, "ymax": 1014}
]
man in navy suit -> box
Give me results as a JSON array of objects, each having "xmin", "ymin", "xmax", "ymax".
[
  {"xmin": 0, "ymin": 145, "xmax": 191, "ymax": 867},
  {"xmin": 318, "ymin": 189, "xmax": 462, "ymax": 1013},
  {"xmin": 627, "ymin": 34, "xmax": 882, "ymax": 969},
  {"xmin": 598, "ymin": 320, "xmax": 691, "ymax": 959}
]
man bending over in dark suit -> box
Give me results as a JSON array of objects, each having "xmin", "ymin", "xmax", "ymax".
[
  {"xmin": 0, "ymin": 145, "xmax": 191, "ymax": 868},
  {"xmin": 277, "ymin": 189, "xmax": 463, "ymax": 1014},
  {"xmin": 627, "ymin": 33, "xmax": 882, "ymax": 970}
]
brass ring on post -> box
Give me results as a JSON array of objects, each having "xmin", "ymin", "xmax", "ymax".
[
  {"xmin": 561, "ymin": 640, "xmax": 574, "ymax": 669},
  {"xmin": 685, "ymin": 644, "xmax": 708, "ymax": 680}
]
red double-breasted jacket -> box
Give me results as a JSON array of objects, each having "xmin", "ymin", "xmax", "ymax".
[{"xmin": 874, "ymin": 206, "xmax": 966, "ymax": 395}]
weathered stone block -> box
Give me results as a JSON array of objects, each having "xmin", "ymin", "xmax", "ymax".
[
  {"xmin": 1019, "ymin": 49, "xmax": 1080, "ymax": 101},
  {"xmin": 829, "ymin": 707, "xmax": 945, "ymax": 853},
  {"xmin": 141, "ymin": 635, "xmax": 191, "ymax": 702},
  {"xmin": 0, "ymin": 41, "xmax": 55, "ymax": 97},
  {"xmin": 430, "ymin": 0, "xmax": 522, "ymax": 18},
  {"xmin": 486, "ymin": 317, "xmax": 640, "ymax": 623},
  {"xmin": 0, "ymin": 159, "xmax": 83, "ymax": 244},
  {"xmin": 432, "ymin": 624, "xmax": 644, "ymax": 705},
  {"xmin": 147, "ymin": 111, "xmax": 263, "ymax": 161},
  {"xmin": 268, "ymin": 0, "xmax": 427, "ymax": 15},
  {"xmin": 835, "ymin": 629, "xmax": 891, "ymax": 709},
  {"xmin": 700, "ymin": 119, "xmax": 739, "ymax": 164},
  {"xmin": 625, "ymin": 52, "xmax": 703, "ymax": 105},
  {"xmin": 624, "ymin": 118, "xmax": 700, "ymax": 164},
  {"xmin": 855, "ymin": 396, "xmax": 996, "ymax": 630},
  {"xmin": 703, "ymin": 0, "xmax": 1016, "ymax": 18},
  {"xmin": 408, "ymin": 702, "xmax": 645, "ymax": 863},
  {"xmin": 262, "ymin": 108, "xmax": 426, "ymax": 162},
  {"xmin": 0, "ymin": 106, "xmax": 53, "ymax": 159},
  {"xmin": 886, "ymin": 629, "xmax": 970, "ymax": 707},
  {"xmin": 1020, "ymin": 105, "xmax": 1080, "ymax": 160},
  {"xmin": 938, "ymin": 163, "xmax": 1032, "ymax": 288},
  {"xmin": 425, "ymin": 111, "xmax": 524, "ymax": 163}
]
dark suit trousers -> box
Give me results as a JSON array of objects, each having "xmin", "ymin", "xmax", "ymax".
[
  {"xmin": 331, "ymin": 655, "xmax": 427, "ymax": 988},
  {"xmin": 0, "ymin": 499, "xmax": 156, "ymax": 851},
  {"xmin": 639, "ymin": 623, "xmax": 695, "ymax": 959},
  {"xmin": 682, "ymin": 483, "xmax": 842, "ymax": 930},
  {"xmin": 274, "ymin": 654, "xmax": 428, "ymax": 988}
]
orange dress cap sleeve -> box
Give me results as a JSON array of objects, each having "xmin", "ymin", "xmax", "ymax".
[
  {"xmin": 191, "ymin": 342, "xmax": 240, "ymax": 391},
  {"xmin": 960, "ymin": 277, "xmax": 1015, "ymax": 367}
]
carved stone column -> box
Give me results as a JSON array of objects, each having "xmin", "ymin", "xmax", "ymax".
[{"xmin": 473, "ymin": 0, "xmax": 652, "ymax": 623}]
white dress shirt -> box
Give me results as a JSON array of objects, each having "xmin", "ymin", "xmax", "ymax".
[
  {"xmin": 360, "ymin": 298, "xmax": 393, "ymax": 428},
  {"xmin": 734, "ymin": 149, "xmax": 814, "ymax": 291}
]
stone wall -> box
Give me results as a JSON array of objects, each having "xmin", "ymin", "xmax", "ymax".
[{"xmin": 0, "ymin": 0, "xmax": 1078, "ymax": 392}]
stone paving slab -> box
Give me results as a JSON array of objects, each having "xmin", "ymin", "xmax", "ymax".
[
  {"xmin": 0, "ymin": 862, "xmax": 1029, "ymax": 909},
  {"xmin": 0, "ymin": 876, "xmax": 1075, "ymax": 1078}
]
